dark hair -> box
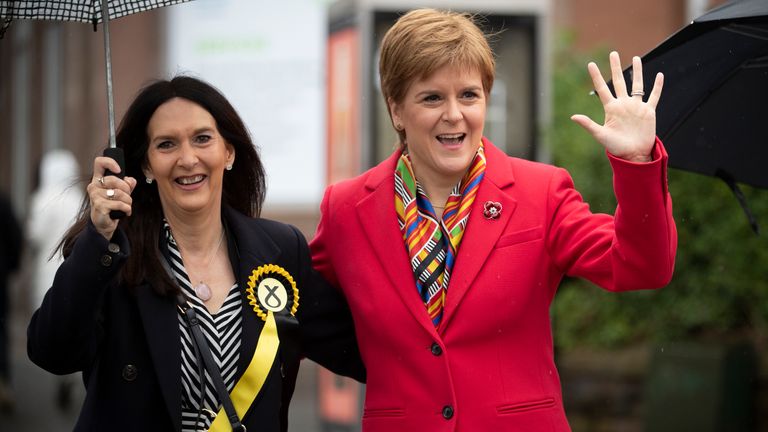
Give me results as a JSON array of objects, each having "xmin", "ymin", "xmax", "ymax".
[{"xmin": 60, "ymin": 76, "xmax": 266, "ymax": 296}]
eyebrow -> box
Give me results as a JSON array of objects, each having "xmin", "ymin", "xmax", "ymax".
[
  {"xmin": 414, "ymin": 85, "xmax": 483, "ymax": 98},
  {"xmin": 150, "ymin": 127, "xmax": 215, "ymax": 142}
]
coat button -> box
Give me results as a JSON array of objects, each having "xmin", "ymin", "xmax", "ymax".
[
  {"xmin": 108, "ymin": 243, "xmax": 121, "ymax": 253},
  {"xmin": 430, "ymin": 342, "xmax": 443, "ymax": 356},
  {"xmin": 122, "ymin": 364, "xmax": 138, "ymax": 381},
  {"xmin": 100, "ymin": 254, "xmax": 113, "ymax": 267},
  {"xmin": 442, "ymin": 405, "xmax": 454, "ymax": 419}
]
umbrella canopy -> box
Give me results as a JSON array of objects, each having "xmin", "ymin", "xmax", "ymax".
[
  {"xmin": 624, "ymin": 0, "xmax": 768, "ymax": 190},
  {"xmin": 1, "ymin": 0, "xmax": 192, "ymax": 31}
]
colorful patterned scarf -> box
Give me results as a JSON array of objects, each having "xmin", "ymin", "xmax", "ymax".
[{"xmin": 394, "ymin": 145, "xmax": 486, "ymax": 328}]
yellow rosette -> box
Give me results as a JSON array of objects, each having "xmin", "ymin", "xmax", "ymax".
[{"xmin": 246, "ymin": 264, "xmax": 299, "ymax": 321}]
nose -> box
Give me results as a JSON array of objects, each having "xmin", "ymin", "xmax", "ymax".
[
  {"xmin": 442, "ymin": 98, "xmax": 463, "ymax": 124},
  {"xmin": 177, "ymin": 141, "xmax": 199, "ymax": 168}
]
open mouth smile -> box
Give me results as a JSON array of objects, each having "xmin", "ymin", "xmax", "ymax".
[
  {"xmin": 436, "ymin": 133, "xmax": 466, "ymax": 145},
  {"xmin": 175, "ymin": 174, "xmax": 206, "ymax": 185}
]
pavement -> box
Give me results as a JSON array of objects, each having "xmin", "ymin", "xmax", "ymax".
[{"xmin": 0, "ymin": 275, "xmax": 360, "ymax": 431}]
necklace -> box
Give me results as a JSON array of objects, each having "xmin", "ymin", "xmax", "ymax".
[{"xmin": 191, "ymin": 230, "xmax": 225, "ymax": 302}]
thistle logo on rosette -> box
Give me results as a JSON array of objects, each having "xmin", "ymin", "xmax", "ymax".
[{"xmin": 246, "ymin": 264, "xmax": 299, "ymax": 322}]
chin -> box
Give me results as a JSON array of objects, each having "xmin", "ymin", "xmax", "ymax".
[
  {"xmin": 175, "ymin": 198, "xmax": 213, "ymax": 214},
  {"xmin": 442, "ymin": 154, "xmax": 476, "ymax": 171}
]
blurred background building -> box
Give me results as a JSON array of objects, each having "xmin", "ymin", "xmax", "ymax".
[{"xmin": 5, "ymin": 0, "xmax": 762, "ymax": 431}]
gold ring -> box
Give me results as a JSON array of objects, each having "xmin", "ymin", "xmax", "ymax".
[
  {"xmin": 106, "ymin": 189, "xmax": 116, "ymax": 200},
  {"xmin": 98, "ymin": 177, "xmax": 105, "ymax": 186}
]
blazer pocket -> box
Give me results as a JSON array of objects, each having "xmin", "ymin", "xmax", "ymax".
[
  {"xmin": 363, "ymin": 407, "xmax": 405, "ymax": 418},
  {"xmin": 496, "ymin": 226, "xmax": 544, "ymax": 248},
  {"xmin": 496, "ymin": 397, "xmax": 556, "ymax": 415}
]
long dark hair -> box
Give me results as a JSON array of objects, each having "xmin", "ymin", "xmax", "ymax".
[{"xmin": 60, "ymin": 76, "xmax": 266, "ymax": 296}]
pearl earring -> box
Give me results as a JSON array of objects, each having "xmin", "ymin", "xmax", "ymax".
[
  {"xmin": 226, "ymin": 164, "xmax": 233, "ymax": 171},
  {"xmin": 146, "ymin": 177, "xmax": 154, "ymax": 184}
]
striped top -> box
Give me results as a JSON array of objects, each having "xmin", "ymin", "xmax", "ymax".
[{"xmin": 164, "ymin": 225, "xmax": 243, "ymax": 431}]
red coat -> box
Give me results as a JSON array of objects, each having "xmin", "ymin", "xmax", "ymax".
[{"xmin": 310, "ymin": 139, "xmax": 676, "ymax": 432}]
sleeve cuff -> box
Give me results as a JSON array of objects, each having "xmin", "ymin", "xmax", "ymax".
[
  {"xmin": 606, "ymin": 136, "xmax": 666, "ymax": 166},
  {"xmin": 73, "ymin": 221, "xmax": 131, "ymax": 271}
]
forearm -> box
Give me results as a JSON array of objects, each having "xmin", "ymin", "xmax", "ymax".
[
  {"xmin": 296, "ymin": 222, "xmax": 365, "ymax": 382},
  {"xmin": 27, "ymin": 222, "xmax": 129, "ymax": 374},
  {"xmin": 549, "ymin": 139, "xmax": 677, "ymax": 291},
  {"xmin": 608, "ymin": 138, "xmax": 677, "ymax": 289}
]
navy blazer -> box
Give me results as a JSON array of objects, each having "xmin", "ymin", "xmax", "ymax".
[{"xmin": 28, "ymin": 206, "xmax": 364, "ymax": 431}]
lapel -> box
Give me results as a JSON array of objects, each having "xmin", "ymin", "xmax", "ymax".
[
  {"xmin": 222, "ymin": 207, "xmax": 279, "ymax": 375},
  {"xmin": 355, "ymin": 152, "xmax": 440, "ymax": 339},
  {"xmin": 136, "ymin": 282, "xmax": 182, "ymax": 432},
  {"xmin": 439, "ymin": 140, "xmax": 517, "ymax": 332}
]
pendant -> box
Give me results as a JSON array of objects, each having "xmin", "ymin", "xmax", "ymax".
[{"xmin": 194, "ymin": 281, "xmax": 212, "ymax": 301}]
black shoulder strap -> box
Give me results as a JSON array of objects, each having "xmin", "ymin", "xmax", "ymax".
[{"xmin": 177, "ymin": 295, "xmax": 246, "ymax": 432}]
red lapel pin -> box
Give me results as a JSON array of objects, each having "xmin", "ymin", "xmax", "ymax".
[{"xmin": 483, "ymin": 201, "xmax": 502, "ymax": 220}]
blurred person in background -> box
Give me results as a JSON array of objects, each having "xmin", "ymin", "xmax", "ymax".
[
  {"xmin": 27, "ymin": 76, "xmax": 363, "ymax": 431},
  {"xmin": 310, "ymin": 8, "xmax": 676, "ymax": 431},
  {"xmin": 0, "ymin": 190, "xmax": 22, "ymax": 413},
  {"xmin": 27, "ymin": 149, "xmax": 84, "ymax": 411}
]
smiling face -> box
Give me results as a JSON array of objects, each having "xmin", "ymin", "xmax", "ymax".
[
  {"xmin": 143, "ymin": 97, "xmax": 234, "ymax": 218},
  {"xmin": 389, "ymin": 64, "xmax": 487, "ymax": 187}
]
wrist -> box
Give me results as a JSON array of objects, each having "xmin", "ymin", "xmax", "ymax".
[{"xmin": 624, "ymin": 153, "xmax": 652, "ymax": 163}]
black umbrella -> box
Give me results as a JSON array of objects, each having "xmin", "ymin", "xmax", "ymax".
[
  {"xmin": 618, "ymin": 0, "xmax": 768, "ymax": 232},
  {"xmin": 1, "ymin": 0, "xmax": 193, "ymax": 218}
]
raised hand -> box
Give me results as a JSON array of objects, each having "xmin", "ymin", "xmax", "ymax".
[
  {"xmin": 86, "ymin": 156, "xmax": 137, "ymax": 240},
  {"xmin": 571, "ymin": 51, "xmax": 663, "ymax": 162}
]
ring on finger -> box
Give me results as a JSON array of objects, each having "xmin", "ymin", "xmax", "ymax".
[
  {"xmin": 106, "ymin": 188, "xmax": 116, "ymax": 200},
  {"xmin": 631, "ymin": 90, "xmax": 645, "ymax": 97},
  {"xmin": 98, "ymin": 177, "xmax": 105, "ymax": 186}
]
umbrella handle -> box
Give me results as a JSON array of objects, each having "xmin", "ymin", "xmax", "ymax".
[
  {"xmin": 716, "ymin": 170, "xmax": 760, "ymax": 235},
  {"xmin": 103, "ymin": 147, "xmax": 126, "ymax": 220}
]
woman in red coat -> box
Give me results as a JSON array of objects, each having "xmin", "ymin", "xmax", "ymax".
[{"xmin": 310, "ymin": 8, "xmax": 676, "ymax": 432}]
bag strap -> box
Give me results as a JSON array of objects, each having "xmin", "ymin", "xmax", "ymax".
[{"xmin": 177, "ymin": 294, "xmax": 246, "ymax": 432}]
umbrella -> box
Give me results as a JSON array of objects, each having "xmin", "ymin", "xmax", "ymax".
[
  {"xmin": 620, "ymin": 0, "xmax": 768, "ymax": 233},
  {"xmin": 1, "ymin": 0, "xmax": 193, "ymax": 218}
]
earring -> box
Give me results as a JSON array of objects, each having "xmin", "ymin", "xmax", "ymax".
[
  {"xmin": 395, "ymin": 123, "xmax": 403, "ymax": 131},
  {"xmin": 226, "ymin": 164, "xmax": 233, "ymax": 171},
  {"xmin": 145, "ymin": 177, "xmax": 154, "ymax": 184}
]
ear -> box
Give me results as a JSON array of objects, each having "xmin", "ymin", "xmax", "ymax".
[
  {"xmin": 388, "ymin": 97, "xmax": 403, "ymax": 129},
  {"xmin": 142, "ymin": 164, "xmax": 153, "ymax": 181},
  {"xmin": 226, "ymin": 143, "xmax": 236, "ymax": 166}
]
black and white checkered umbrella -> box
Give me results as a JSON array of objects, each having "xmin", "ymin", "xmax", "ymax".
[
  {"xmin": 1, "ymin": 0, "xmax": 194, "ymax": 152},
  {"xmin": 1, "ymin": 0, "xmax": 192, "ymax": 30}
]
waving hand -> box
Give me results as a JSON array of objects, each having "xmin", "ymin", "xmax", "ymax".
[{"xmin": 571, "ymin": 51, "xmax": 663, "ymax": 163}]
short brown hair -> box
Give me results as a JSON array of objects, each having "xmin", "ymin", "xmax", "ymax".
[{"xmin": 379, "ymin": 8, "xmax": 496, "ymax": 144}]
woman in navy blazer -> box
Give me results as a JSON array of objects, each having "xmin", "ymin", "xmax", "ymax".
[
  {"xmin": 28, "ymin": 76, "xmax": 364, "ymax": 431},
  {"xmin": 310, "ymin": 9, "xmax": 676, "ymax": 431}
]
